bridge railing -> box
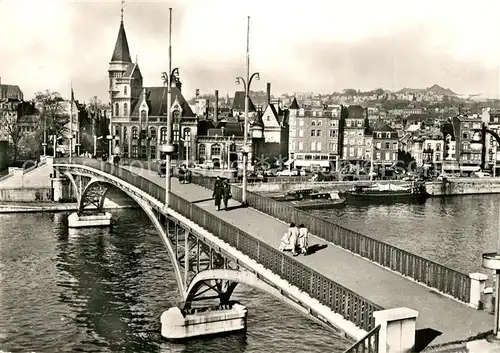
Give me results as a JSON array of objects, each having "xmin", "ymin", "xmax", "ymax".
[
  {"xmin": 55, "ymin": 157, "xmax": 383, "ymax": 332},
  {"xmin": 111, "ymin": 158, "xmax": 471, "ymax": 303},
  {"xmin": 343, "ymin": 324, "xmax": 380, "ymax": 353},
  {"xmin": 185, "ymin": 174, "xmax": 472, "ymax": 304}
]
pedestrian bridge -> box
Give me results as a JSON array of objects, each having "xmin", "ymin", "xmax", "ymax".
[{"xmin": 53, "ymin": 157, "xmax": 494, "ymax": 352}]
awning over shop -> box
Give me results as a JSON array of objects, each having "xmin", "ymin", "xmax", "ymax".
[
  {"xmin": 460, "ymin": 165, "xmax": 480, "ymax": 172},
  {"xmin": 284, "ymin": 159, "xmax": 294, "ymax": 166},
  {"xmin": 293, "ymin": 159, "xmax": 331, "ymax": 168}
]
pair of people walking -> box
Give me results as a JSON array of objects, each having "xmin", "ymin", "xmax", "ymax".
[
  {"xmin": 212, "ymin": 176, "xmax": 231, "ymax": 211},
  {"xmin": 279, "ymin": 223, "xmax": 309, "ymax": 256}
]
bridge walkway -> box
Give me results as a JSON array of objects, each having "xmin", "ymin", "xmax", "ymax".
[{"xmin": 125, "ymin": 166, "xmax": 491, "ymax": 348}]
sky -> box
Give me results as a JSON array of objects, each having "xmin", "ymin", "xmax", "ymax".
[{"xmin": 2, "ymin": 0, "xmax": 500, "ymax": 102}]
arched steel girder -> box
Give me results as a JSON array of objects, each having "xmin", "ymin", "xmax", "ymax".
[
  {"xmin": 62, "ymin": 170, "xmax": 81, "ymax": 203},
  {"xmin": 184, "ymin": 269, "xmax": 280, "ymax": 309},
  {"xmin": 79, "ymin": 180, "xmax": 111, "ymax": 213},
  {"xmin": 54, "ymin": 167, "xmax": 187, "ymax": 298}
]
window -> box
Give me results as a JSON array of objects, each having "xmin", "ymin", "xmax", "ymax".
[
  {"xmin": 329, "ymin": 120, "xmax": 337, "ymax": 127},
  {"xmin": 317, "ymin": 130, "xmax": 322, "ymax": 137},
  {"xmin": 435, "ymin": 153, "xmax": 441, "ymax": 160},
  {"xmin": 150, "ymin": 128, "xmax": 157, "ymax": 140},
  {"xmin": 184, "ymin": 128, "xmax": 191, "ymax": 141},
  {"xmin": 376, "ymin": 152, "xmax": 381, "ymax": 160},
  {"xmin": 463, "ymin": 123, "xmax": 469, "ymax": 129},
  {"xmin": 132, "ymin": 145, "xmax": 138, "ymax": 158},
  {"xmin": 377, "ymin": 132, "xmax": 382, "ymax": 138},
  {"xmin": 312, "ymin": 111, "xmax": 317, "ymax": 117},
  {"xmin": 392, "ymin": 142, "xmax": 398, "ymax": 150},
  {"xmin": 199, "ymin": 144, "xmax": 206, "ymax": 156},
  {"xmin": 299, "ymin": 130, "xmax": 304, "ymax": 137},
  {"xmin": 211, "ymin": 144, "xmax": 221, "ymax": 156},
  {"xmin": 329, "ymin": 129, "xmax": 336, "ymax": 138},
  {"xmin": 124, "ymin": 103, "xmax": 128, "ymax": 116},
  {"xmin": 427, "ymin": 143, "xmax": 431, "ymax": 149},
  {"xmin": 298, "ymin": 141, "xmax": 303, "ymax": 151},
  {"xmin": 310, "ymin": 141, "xmax": 316, "ymax": 150},
  {"xmin": 393, "ymin": 152, "xmax": 398, "ymax": 161},
  {"xmin": 132, "ymin": 126, "xmax": 138, "ymax": 139},
  {"xmin": 376, "ymin": 142, "xmax": 381, "ymax": 149},
  {"xmin": 329, "ymin": 142, "xmax": 335, "ymax": 150},
  {"xmin": 311, "ymin": 130, "xmax": 316, "ymax": 137},
  {"xmin": 385, "ymin": 142, "xmax": 390, "ymax": 149},
  {"xmin": 311, "ymin": 120, "xmax": 316, "ymax": 126},
  {"xmin": 349, "ymin": 147, "xmax": 355, "ymax": 156},
  {"xmin": 299, "ymin": 119, "xmax": 304, "ymax": 126},
  {"xmin": 436, "ymin": 143, "xmax": 441, "ymax": 151},
  {"xmin": 317, "ymin": 141, "xmax": 322, "ymax": 150},
  {"xmin": 173, "ymin": 130, "xmax": 179, "ymax": 142},
  {"xmin": 115, "ymin": 103, "xmax": 119, "ymax": 116},
  {"xmin": 150, "ymin": 146, "xmax": 156, "ymax": 160},
  {"xmin": 160, "ymin": 127, "xmax": 168, "ymax": 142},
  {"xmin": 385, "ymin": 152, "xmax": 390, "ymax": 160},
  {"xmin": 317, "ymin": 120, "xmax": 322, "ymax": 126},
  {"xmin": 124, "ymin": 86, "xmax": 128, "ymax": 95},
  {"xmin": 463, "ymin": 133, "xmax": 468, "ymax": 139},
  {"xmin": 386, "ymin": 132, "xmax": 391, "ymax": 138},
  {"xmin": 123, "ymin": 127, "xmax": 128, "ymax": 140}
]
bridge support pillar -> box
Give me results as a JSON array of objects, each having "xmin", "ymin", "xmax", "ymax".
[
  {"xmin": 469, "ymin": 272, "xmax": 488, "ymax": 309},
  {"xmin": 373, "ymin": 307, "xmax": 418, "ymax": 353}
]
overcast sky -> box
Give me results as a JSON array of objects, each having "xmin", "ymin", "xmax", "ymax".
[{"xmin": 2, "ymin": 0, "xmax": 500, "ymax": 102}]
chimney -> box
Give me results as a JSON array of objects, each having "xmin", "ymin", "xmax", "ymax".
[
  {"xmin": 215, "ymin": 90, "xmax": 219, "ymax": 122},
  {"xmin": 266, "ymin": 83, "xmax": 271, "ymax": 104},
  {"xmin": 205, "ymin": 99, "xmax": 209, "ymax": 118}
]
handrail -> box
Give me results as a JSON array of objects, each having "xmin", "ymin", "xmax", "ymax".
[
  {"xmin": 189, "ymin": 173, "xmax": 471, "ymax": 303},
  {"xmin": 53, "ymin": 157, "xmax": 383, "ymax": 332},
  {"xmin": 344, "ymin": 324, "xmax": 380, "ymax": 353},
  {"xmin": 24, "ymin": 158, "xmax": 47, "ymax": 175},
  {"xmin": 112, "ymin": 158, "xmax": 472, "ymax": 303}
]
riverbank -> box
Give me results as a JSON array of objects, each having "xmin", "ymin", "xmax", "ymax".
[
  {"xmin": 248, "ymin": 177, "xmax": 500, "ymax": 196},
  {"xmin": 0, "ymin": 202, "xmax": 139, "ymax": 214},
  {"xmin": 0, "ymin": 202, "xmax": 79, "ymax": 213}
]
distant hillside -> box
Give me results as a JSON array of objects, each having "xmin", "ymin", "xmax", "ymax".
[
  {"xmin": 425, "ymin": 84, "xmax": 456, "ymax": 96},
  {"xmin": 397, "ymin": 84, "xmax": 456, "ymax": 96}
]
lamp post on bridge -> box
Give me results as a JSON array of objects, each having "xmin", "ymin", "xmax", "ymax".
[
  {"xmin": 158, "ymin": 7, "xmax": 178, "ymax": 209},
  {"xmin": 236, "ymin": 15, "xmax": 260, "ymax": 207}
]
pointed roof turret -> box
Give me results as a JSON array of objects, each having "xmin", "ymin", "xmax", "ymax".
[
  {"xmin": 111, "ymin": 21, "xmax": 132, "ymax": 63},
  {"xmin": 290, "ymin": 97, "xmax": 300, "ymax": 109}
]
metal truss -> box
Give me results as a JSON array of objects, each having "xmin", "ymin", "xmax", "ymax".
[{"xmin": 154, "ymin": 210, "xmax": 244, "ymax": 309}]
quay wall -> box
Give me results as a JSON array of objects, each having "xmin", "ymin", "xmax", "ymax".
[
  {"xmin": 248, "ymin": 178, "xmax": 500, "ymax": 196},
  {"xmin": 247, "ymin": 180, "xmax": 408, "ymax": 194},
  {"xmin": 0, "ymin": 187, "xmax": 52, "ymax": 201},
  {"xmin": 426, "ymin": 177, "xmax": 500, "ymax": 196}
]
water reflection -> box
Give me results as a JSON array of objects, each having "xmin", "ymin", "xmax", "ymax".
[
  {"xmin": 312, "ymin": 194, "xmax": 500, "ymax": 275},
  {"xmin": 1, "ymin": 209, "xmax": 350, "ymax": 352}
]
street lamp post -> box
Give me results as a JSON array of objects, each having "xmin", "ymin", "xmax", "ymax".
[
  {"xmin": 159, "ymin": 7, "xmax": 178, "ymax": 209},
  {"xmin": 236, "ymin": 15, "xmax": 259, "ymax": 207}
]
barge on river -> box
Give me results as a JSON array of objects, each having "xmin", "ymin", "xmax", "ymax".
[
  {"xmin": 341, "ymin": 182, "xmax": 429, "ymax": 202},
  {"xmin": 274, "ymin": 189, "xmax": 346, "ymax": 209}
]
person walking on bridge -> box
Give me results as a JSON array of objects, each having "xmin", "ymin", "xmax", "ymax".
[
  {"xmin": 221, "ymin": 179, "xmax": 232, "ymax": 210},
  {"xmin": 298, "ymin": 223, "xmax": 309, "ymax": 255},
  {"xmin": 279, "ymin": 222, "xmax": 299, "ymax": 256},
  {"xmin": 212, "ymin": 176, "xmax": 223, "ymax": 211}
]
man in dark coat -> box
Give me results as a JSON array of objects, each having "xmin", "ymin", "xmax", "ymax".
[
  {"xmin": 212, "ymin": 176, "xmax": 222, "ymax": 210},
  {"xmin": 222, "ymin": 180, "xmax": 231, "ymax": 210}
]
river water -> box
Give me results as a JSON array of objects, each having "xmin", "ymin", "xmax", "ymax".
[
  {"xmin": 0, "ymin": 209, "xmax": 351, "ymax": 353},
  {"xmin": 311, "ymin": 194, "xmax": 500, "ymax": 275}
]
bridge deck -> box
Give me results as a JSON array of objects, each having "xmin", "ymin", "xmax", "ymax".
[{"xmin": 126, "ymin": 166, "xmax": 491, "ymax": 348}]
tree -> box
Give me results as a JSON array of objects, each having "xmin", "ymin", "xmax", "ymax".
[
  {"xmin": 0, "ymin": 99, "xmax": 39, "ymax": 163},
  {"xmin": 34, "ymin": 90, "xmax": 69, "ymax": 147}
]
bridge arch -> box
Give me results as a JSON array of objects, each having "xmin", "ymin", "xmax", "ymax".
[
  {"xmin": 184, "ymin": 269, "xmax": 308, "ymax": 314},
  {"xmin": 56, "ymin": 166, "xmax": 187, "ymax": 297}
]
